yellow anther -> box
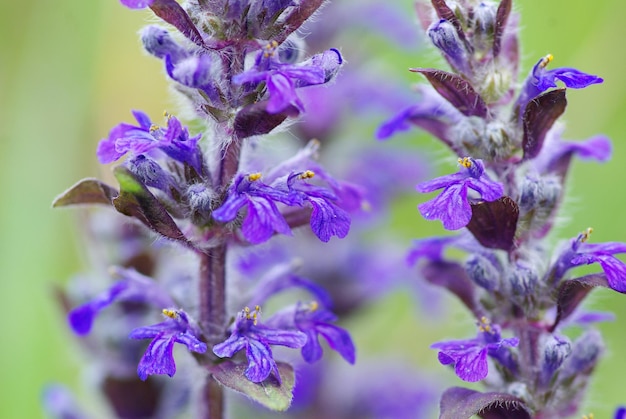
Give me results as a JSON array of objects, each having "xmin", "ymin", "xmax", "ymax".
[
  {"xmin": 458, "ymin": 157, "xmax": 472, "ymax": 169},
  {"xmin": 263, "ymin": 41, "xmax": 279, "ymax": 57},
  {"xmin": 243, "ymin": 305, "xmax": 262, "ymax": 326},
  {"xmin": 478, "ymin": 316, "xmax": 493, "ymax": 333},
  {"xmin": 582, "ymin": 414, "xmax": 594, "ymax": 419},
  {"xmin": 248, "ymin": 173, "xmax": 262, "ymax": 181},
  {"xmin": 309, "ymin": 301, "xmax": 319, "ymax": 311},
  {"xmin": 540, "ymin": 53, "xmax": 554, "ymax": 68},
  {"xmin": 299, "ymin": 170, "xmax": 315, "ymax": 179},
  {"xmin": 149, "ymin": 124, "xmax": 160, "ymax": 133},
  {"xmin": 581, "ymin": 227, "xmax": 593, "ymax": 242},
  {"xmin": 162, "ymin": 308, "xmax": 178, "ymax": 319}
]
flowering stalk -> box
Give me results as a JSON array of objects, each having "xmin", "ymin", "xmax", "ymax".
[
  {"xmin": 381, "ymin": 1, "xmax": 616, "ymax": 417},
  {"xmin": 54, "ymin": 0, "xmax": 358, "ymax": 417}
]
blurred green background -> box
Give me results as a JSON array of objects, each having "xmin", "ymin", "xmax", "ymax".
[{"xmin": 1, "ymin": 1, "xmax": 625, "ymax": 417}]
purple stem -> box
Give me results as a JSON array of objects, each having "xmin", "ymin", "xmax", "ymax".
[
  {"xmin": 198, "ymin": 246, "xmax": 227, "ymax": 419},
  {"xmin": 199, "ymin": 47, "xmax": 244, "ymax": 418}
]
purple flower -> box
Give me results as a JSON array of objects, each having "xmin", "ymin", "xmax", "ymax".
[
  {"xmin": 517, "ymin": 54, "xmax": 603, "ymax": 115},
  {"xmin": 532, "ymin": 125, "xmax": 612, "ymax": 176},
  {"xmin": 213, "ymin": 161, "xmax": 353, "ymax": 243},
  {"xmin": 212, "ymin": 306, "xmax": 307, "ymax": 383},
  {"xmin": 212, "ymin": 173, "xmax": 293, "ymax": 244},
  {"xmin": 140, "ymin": 27, "xmax": 223, "ymax": 106},
  {"xmin": 615, "ymin": 406, "xmax": 626, "ymax": 419},
  {"xmin": 417, "ymin": 157, "xmax": 504, "ymax": 230},
  {"xmin": 68, "ymin": 267, "xmax": 173, "ymax": 336},
  {"xmin": 431, "ymin": 318, "xmax": 518, "ymax": 382},
  {"xmin": 41, "ymin": 384, "xmax": 86, "ymax": 419},
  {"xmin": 248, "ymin": 263, "xmax": 333, "ymax": 309},
  {"xmin": 277, "ymin": 171, "xmax": 351, "ymax": 242},
  {"xmin": 268, "ymin": 302, "xmax": 356, "ymax": 364},
  {"xmin": 234, "ymin": 42, "xmax": 343, "ymax": 114},
  {"xmin": 407, "ymin": 234, "xmax": 477, "ymax": 265},
  {"xmin": 377, "ymin": 84, "xmax": 462, "ymax": 142},
  {"xmin": 571, "ymin": 245, "xmax": 626, "ymax": 293},
  {"xmin": 96, "ymin": 110, "xmax": 202, "ymax": 173},
  {"xmin": 121, "ymin": 0, "xmax": 154, "ymax": 8},
  {"xmin": 129, "ymin": 309, "xmax": 207, "ymax": 380},
  {"xmin": 551, "ymin": 228, "xmax": 626, "ymax": 292}
]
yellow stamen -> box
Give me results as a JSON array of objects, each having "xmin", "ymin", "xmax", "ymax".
[
  {"xmin": 299, "ymin": 170, "xmax": 315, "ymax": 179},
  {"xmin": 243, "ymin": 305, "xmax": 262, "ymax": 326},
  {"xmin": 458, "ymin": 157, "xmax": 473, "ymax": 169},
  {"xmin": 149, "ymin": 124, "xmax": 160, "ymax": 133},
  {"xmin": 263, "ymin": 41, "xmax": 279, "ymax": 58},
  {"xmin": 248, "ymin": 173, "xmax": 262, "ymax": 181},
  {"xmin": 540, "ymin": 53, "xmax": 554, "ymax": 68},
  {"xmin": 582, "ymin": 413, "xmax": 594, "ymax": 419},
  {"xmin": 581, "ymin": 227, "xmax": 593, "ymax": 242},
  {"xmin": 309, "ymin": 301, "xmax": 319, "ymax": 311},
  {"xmin": 162, "ymin": 308, "xmax": 178, "ymax": 319},
  {"xmin": 478, "ymin": 316, "xmax": 493, "ymax": 333}
]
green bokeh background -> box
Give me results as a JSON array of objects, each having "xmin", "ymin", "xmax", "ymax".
[{"xmin": 1, "ymin": 1, "xmax": 624, "ymax": 417}]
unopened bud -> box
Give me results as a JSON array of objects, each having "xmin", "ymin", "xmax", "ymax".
[
  {"xmin": 428, "ymin": 19, "xmax": 469, "ymax": 74},
  {"xmin": 540, "ymin": 335, "xmax": 571, "ymax": 386},
  {"xmin": 466, "ymin": 254, "xmax": 500, "ymax": 291},
  {"xmin": 141, "ymin": 26, "xmax": 188, "ymax": 62}
]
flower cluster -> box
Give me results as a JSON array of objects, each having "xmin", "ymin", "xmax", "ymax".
[
  {"xmin": 380, "ymin": 0, "xmax": 619, "ymax": 417},
  {"xmin": 54, "ymin": 0, "xmax": 360, "ymax": 416}
]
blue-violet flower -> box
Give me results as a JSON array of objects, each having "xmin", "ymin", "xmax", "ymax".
[
  {"xmin": 96, "ymin": 110, "xmax": 202, "ymax": 173},
  {"xmin": 129, "ymin": 308, "xmax": 207, "ymax": 380},
  {"xmin": 431, "ymin": 317, "xmax": 519, "ymax": 382},
  {"xmin": 417, "ymin": 157, "xmax": 504, "ymax": 230},
  {"xmin": 212, "ymin": 306, "xmax": 307, "ymax": 383}
]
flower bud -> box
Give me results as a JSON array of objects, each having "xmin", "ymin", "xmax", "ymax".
[
  {"xmin": 508, "ymin": 263, "xmax": 538, "ymax": 297},
  {"xmin": 540, "ymin": 335, "xmax": 571, "ymax": 386},
  {"xmin": 141, "ymin": 26, "xmax": 188, "ymax": 62},
  {"xmin": 128, "ymin": 155, "xmax": 178, "ymax": 196},
  {"xmin": 428, "ymin": 19, "xmax": 469, "ymax": 74},
  {"xmin": 465, "ymin": 254, "xmax": 500, "ymax": 291},
  {"xmin": 472, "ymin": 1, "xmax": 497, "ymax": 50},
  {"xmin": 187, "ymin": 183, "xmax": 216, "ymax": 226},
  {"xmin": 560, "ymin": 329, "xmax": 604, "ymax": 380}
]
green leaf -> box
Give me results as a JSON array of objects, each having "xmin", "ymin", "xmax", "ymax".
[
  {"xmin": 52, "ymin": 178, "xmax": 118, "ymax": 207},
  {"xmin": 112, "ymin": 166, "xmax": 189, "ymax": 244},
  {"xmin": 210, "ymin": 361, "xmax": 295, "ymax": 411}
]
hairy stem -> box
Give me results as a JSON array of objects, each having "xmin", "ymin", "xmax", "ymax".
[
  {"xmin": 199, "ymin": 245, "xmax": 227, "ymax": 419},
  {"xmin": 199, "ymin": 45, "xmax": 245, "ymax": 419}
]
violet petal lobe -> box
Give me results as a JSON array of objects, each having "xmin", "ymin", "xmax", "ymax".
[
  {"xmin": 245, "ymin": 339, "xmax": 279, "ymax": 383},
  {"xmin": 432, "ymin": 339, "xmax": 488, "ymax": 382},
  {"xmin": 136, "ymin": 334, "xmax": 177, "ymax": 380},
  {"xmin": 419, "ymin": 183, "xmax": 471, "ymax": 230},
  {"xmin": 120, "ymin": 0, "xmax": 154, "ymax": 9},
  {"xmin": 308, "ymin": 197, "xmax": 351, "ymax": 242}
]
